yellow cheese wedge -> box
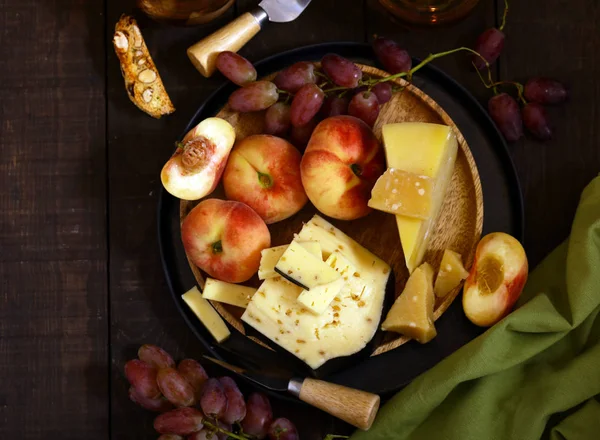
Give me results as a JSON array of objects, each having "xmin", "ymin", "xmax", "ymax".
[
  {"xmin": 182, "ymin": 286, "xmax": 230, "ymax": 343},
  {"xmin": 201, "ymin": 278, "xmax": 256, "ymax": 309},
  {"xmin": 274, "ymin": 241, "xmax": 340, "ymax": 290},
  {"xmin": 382, "ymin": 123, "xmax": 458, "ymax": 273},
  {"xmin": 381, "ymin": 263, "xmax": 436, "ymax": 343},
  {"xmin": 368, "ymin": 168, "xmax": 434, "ymax": 219},
  {"xmin": 434, "ymin": 249, "xmax": 469, "ymax": 298},
  {"xmin": 258, "ymin": 242, "xmax": 322, "ymax": 280}
]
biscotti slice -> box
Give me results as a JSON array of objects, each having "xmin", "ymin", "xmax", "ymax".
[{"xmin": 113, "ymin": 15, "xmax": 175, "ymax": 118}]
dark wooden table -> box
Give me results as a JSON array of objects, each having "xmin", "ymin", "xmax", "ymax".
[{"xmin": 1, "ymin": 0, "xmax": 598, "ymax": 438}]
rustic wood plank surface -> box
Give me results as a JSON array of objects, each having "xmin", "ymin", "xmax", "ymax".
[
  {"xmin": 1, "ymin": 0, "xmax": 599, "ymax": 438},
  {"xmin": 0, "ymin": 0, "xmax": 108, "ymax": 438}
]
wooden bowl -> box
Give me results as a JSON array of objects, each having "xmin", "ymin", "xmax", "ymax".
[{"xmin": 180, "ymin": 64, "xmax": 484, "ymax": 357}]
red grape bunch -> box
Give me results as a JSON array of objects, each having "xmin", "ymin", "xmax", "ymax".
[{"xmin": 124, "ymin": 344, "xmax": 300, "ymax": 440}]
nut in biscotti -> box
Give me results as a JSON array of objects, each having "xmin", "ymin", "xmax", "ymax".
[{"xmin": 113, "ymin": 15, "xmax": 175, "ymax": 119}]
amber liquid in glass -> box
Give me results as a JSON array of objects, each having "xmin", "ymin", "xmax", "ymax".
[
  {"xmin": 379, "ymin": 0, "xmax": 479, "ymax": 25},
  {"xmin": 137, "ymin": 0, "xmax": 235, "ymax": 26}
]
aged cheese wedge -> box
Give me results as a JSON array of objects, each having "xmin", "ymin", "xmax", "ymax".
[
  {"xmin": 201, "ymin": 278, "xmax": 256, "ymax": 309},
  {"xmin": 368, "ymin": 168, "xmax": 434, "ymax": 219},
  {"xmin": 434, "ymin": 249, "xmax": 469, "ymax": 298},
  {"xmin": 242, "ymin": 216, "xmax": 391, "ymax": 369},
  {"xmin": 381, "ymin": 263, "xmax": 436, "ymax": 343},
  {"xmin": 274, "ymin": 241, "xmax": 339, "ymax": 290},
  {"xmin": 382, "ymin": 123, "xmax": 458, "ymax": 273},
  {"xmin": 182, "ymin": 286, "xmax": 230, "ymax": 343},
  {"xmin": 258, "ymin": 242, "xmax": 322, "ymax": 280}
]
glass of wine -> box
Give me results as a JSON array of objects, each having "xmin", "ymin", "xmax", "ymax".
[
  {"xmin": 137, "ymin": 0, "xmax": 235, "ymax": 26},
  {"xmin": 379, "ymin": 0, "xmax": 479, "ymax": 25}
]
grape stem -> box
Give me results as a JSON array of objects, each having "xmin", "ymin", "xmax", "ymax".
[
  {"xmin": 474, "ymin": 68, "xmax": 527, "ymax": 105},
  {"xmin": 203, "ymin": 419, "xmax": 249, "ymax": 440},
  {"xmin": 499, "ymin": 0, "xmax": 509, "ymax": 31},
  {"xmin": 323, "ymin": 435, "xmax": 350, "ymax": 440}
]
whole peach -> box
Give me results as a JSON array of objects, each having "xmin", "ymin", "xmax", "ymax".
[
  {"xmin": 223, "ymin": 135, "xmax": 307, "ymax": 224},
  {"xmin": 300, "ymin": 116, "xmax": 385, "ymax": 220},
  {"xmin": 181, "ymin": 199, "xmax": 271, "ymax": 283}
]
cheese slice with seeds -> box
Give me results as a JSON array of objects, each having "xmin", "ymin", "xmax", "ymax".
[
  {"xmin": 258, "ymin": 242, "xmax": 322, "ymax": 280},
  {"xmin": 201, "ymin": 278, "xmax": 256, "ymax": 309},
  {"xmin": 274, "ymin": 241, "xmax": 339, "ymax": 290}
]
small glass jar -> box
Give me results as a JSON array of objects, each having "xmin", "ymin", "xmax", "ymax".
[
  {"xmin": 137, "ymin": 0, "xmax": 235, "ymax": 26},
  {"xmin": 379, "ymin": 0, "xmax": 479, "ymax": 26}
]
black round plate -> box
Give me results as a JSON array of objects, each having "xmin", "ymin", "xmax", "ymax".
[{"xmin": 158, "ymin": 42, "xmax": 524, "ymax": 396}]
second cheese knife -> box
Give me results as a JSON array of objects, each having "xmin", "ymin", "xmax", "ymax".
[
  {"xmin": 187, "ymin": 0, "xmax": 313, "ymax": 77},
  {"xmin": 203, "ymin": 355, "xmax": 380, "ymax": 431}
]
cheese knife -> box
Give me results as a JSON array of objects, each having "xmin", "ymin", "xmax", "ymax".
[
  {"xmin": 187, "ymin": 0, "xmax": 313, "ymax": 77},
  {"xmin": 203, "ymin": 355, "xmax": 380, "ymax": 430}
]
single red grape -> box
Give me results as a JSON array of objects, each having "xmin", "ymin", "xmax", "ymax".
[
  {"xmin": 154, "ymin": 408, "xmax": 204, "ymax": 436},
  {"xmin": 177, "ymin": 359, "xmax": 208, "ymax": 401},
  {"xmin": 522, "ymin": 103, "xmax": 553, "ymax": 140},
  {"xmin": 290, "ymin": 83, "xmax": 324, "ymax": 127},
  {"xmin": 199, "ymin": 378, "xmax": 228, "ymax": 419},
  {"xmin": 268, "ymin": 418, "xmax": 299, "ymax": 440},
  {"xmin": 124, "ymin": 359, "xmax": 161, "ymax": 399},
  {"xmin": 524, "ymin": 77, "xmax": 568, "ymax": 105},
  {"xmin": 228, "ymin": 81, "xmax": 279, "ymax": 112},
  {"xmin": 129, "ymin": 387, "xmax": 173, "ymax": 413},
  {"xmin": 321, "ymin": 54, "xmax": 362, "ymax": 88},
  {"xmin": 473, "ymin": 28, "xmax": 505, "ymax": 70},
  {"xmin": 372, "ymin": 37, "xmax": 411, "ymax": 74},
  {"xmin": 219, "ymin": 377, "xmax": 246, "ymax": 424},
  {"xmin": 348, "ymin": 92, "xmax": 380, "ymax": 127},
  {"xmin": 488, "ymin": 93, "xmax": 523, "ymax": 142},
  {"xmin": 320, "ymin": 96, "xmax": 349, "ymax": 118},
  {"xmin": 216, "ymin": 51, "xmax": 257, "ymax": 86},
  {"xmin": 138, "ymin": 345, "xmax": 175, "ymax": 369},
  {"xmin": 265, "ymin": 102, "xmax": 292, "ymax": 136},
  {"xmin": 372, "ymin": 82, "xmax": 393, "ymax": 104},
  {"xmin": 241, "ymin": 393, "xmax": 273, "ymax": 440},
  {"xmin": 157, "ymin": 368, "xmax": 196, "ymax": 407},
  {"xmin": 273, "ymin": 61, "xmax": 317, "ymax": 93}
]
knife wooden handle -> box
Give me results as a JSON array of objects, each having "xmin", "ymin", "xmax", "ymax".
[
  {"xmin": 297, "ymin": 378, "xmax": 380, "ymax": 430},
  {"xmin": 187, "ymin": 11, "xmax": 264, "ymax": 77}
]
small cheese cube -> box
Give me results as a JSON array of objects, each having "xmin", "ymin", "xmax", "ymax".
[
  {"xmin": 201, "ymin": 278, "xmax": 256, "ymax": 308},
  {"xmin": 368, "ymin": 168, "xmax": 434, "ymax": 219},
  {"xmin": 383, "ymin": 123, "xmax": 458, "ymax": 273},
  {"xmin": 381, "ymin": 263, "xmax": 436, "ymax": 343},
  {"xmin": 258, "ymin": 242, "xmax": 322, "ymax": 280},
  {"xmin": 274, "ymin": 241, "xmax": 340, "ymax": 290},
  {"xmin": 434, "ymin": 249, "xmax": 469, "ymax": 297},
  {"xmin": 182, "ymin": 286, "xmax": 230, "ymax": 343}
]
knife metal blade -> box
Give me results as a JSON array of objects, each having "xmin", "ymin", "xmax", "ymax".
[
  {"xmin": 258, "ymin": 0, "xmax": 313, "ymax": 23},
  {"xmin": 203, "ymin": 356, "xmax": 292, "ymax": 392}
]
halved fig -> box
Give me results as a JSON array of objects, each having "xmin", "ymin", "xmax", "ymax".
[{"xmin": 161, "ymin": 117, "xmax": 236, "ymax": 200}]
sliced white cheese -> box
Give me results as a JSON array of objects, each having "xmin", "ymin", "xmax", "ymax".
[
  {"xmin": 258, "ymin": 242, "xmax": 322, "ymax": 280},
  {"xmin": 201, "ymin": 278, "xmax": 256, "ymax": 309},
  {"xmin": 258, "ymin": 245, "xmax": 288, "ymax": 280},
  {"xmin": 182, "ymin": 286, "xmax": 230, "ymax": 343},
  {"xmin": 297, "ymin": 277, "xmax": 345, "ymax": 315},
  {"xmin": 274, "ymin": 241, "xmax": 340, "ymax": 290},
  {"xmin": 242, "ymin": 216, "xmax": 391, "ymax": 369}
]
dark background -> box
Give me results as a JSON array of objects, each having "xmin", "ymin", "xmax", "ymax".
[{"xmin": 1, "ymin": 0, "xmax": 598, "ymax": 438}]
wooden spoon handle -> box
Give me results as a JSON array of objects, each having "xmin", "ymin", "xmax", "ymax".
[
  {"xmin": 293, "ymin": 378, "xmax": 380, "ymax": 430},
  {"xmin": 187, "ymin": 9, "xmax": 267, "ymax": 77}
]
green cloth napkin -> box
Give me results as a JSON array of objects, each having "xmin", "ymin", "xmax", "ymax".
[{"xmin": 352, "ymin": 176, "xmax": 600, "ymax": 440}]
